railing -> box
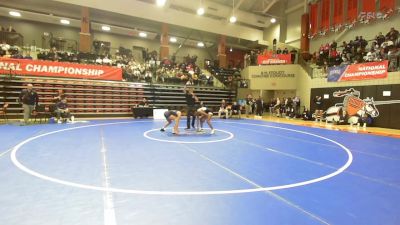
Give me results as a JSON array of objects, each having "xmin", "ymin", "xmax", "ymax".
[{"xmin": 0, "ymin": 31, "xmax": 23, "ymax": 46}]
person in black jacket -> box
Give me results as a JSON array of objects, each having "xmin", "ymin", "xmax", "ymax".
[
  {"xmin": 313, "ymin": 95, "xmax": 324, "ymax": 122},
  {"xmin": 19, "ymin": 83, "xmax": 39, "ymax": 124},
  {"xmin": 184, "ymin": 85, "xmax": 197, "ymax": 129}
]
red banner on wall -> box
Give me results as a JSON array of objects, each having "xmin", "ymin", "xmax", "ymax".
[
  {"xmin": 362, "ymin": 0, "xmax": 376, "ymax": 13},
  {"xmin": 333, "ymin": 0, "xmax": 344, "ymax": 27},
  {"xmin": 320, "ymin": 0, "xmax": 330, "ymax": 31},
  {"xmin": 0, "ymin": 58, "xmax": 122, "ymax": 81},
  {"xmin": 347, "ymin": 0, "xmax": 358, "ymax": 23},
  {"xmin": 257, "ymin": 54, "xmax": 291, "ymax": 65},
  {"xmin": 309, "ymin": 3, "xmax": 319, "ymax": 36},
  {"xmin": 327, "ymin": 61, "xmax": 389, "ymax": 82},
  {"xmin": 380, "ymin": 0, "xmax": 395, "ymax": 13}
]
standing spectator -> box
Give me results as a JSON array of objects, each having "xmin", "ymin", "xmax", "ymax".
[
  {"xmin": 292, "ymin": 96, "xmax": 300, "ymax": 116},
  {"xmin": 18, "ymin": 84, "xmax": 39, "ymax": 125},
  {"xmin": 273, "ymin": 97, "xmax": 281, "ymax": 117},
  {"xmin": 255, "ymin": 96, "xmax": 264, "ymax": 116},
  {"xmin": 282, "ymin": 48, "xmax": 289, "ymax": 54},
  {"xmin": 245, "ymin": 94, "xmax": 254, "ymax": 117},
  {"xmin": 290, "ymin": 48, "xmax": 298, "ymax": 64}
]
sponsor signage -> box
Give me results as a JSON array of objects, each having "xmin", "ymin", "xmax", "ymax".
[
  {"xmin": 251, "ymin": 70, "xmax": 295, "ymax": 79},
  {"xmin": 327, "ymin": 61, "xmax": 388, "ymax": 82},
  {"xmin": 257, "ymin": 54, "xmax": 292, "ymax": 65},
  {"xmin": 0, "ymin": 58, "xmax": 122, "ymax": 81}
]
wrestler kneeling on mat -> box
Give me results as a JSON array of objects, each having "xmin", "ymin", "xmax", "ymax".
[
  {"xmin": 196, "ymin": 105, "xmax": 215, "ymax": 134},
  {"xmin": 160, "ymin": 110, "xmax": 181, "ymax": 134}
]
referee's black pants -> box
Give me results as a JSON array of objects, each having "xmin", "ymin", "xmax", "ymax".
[{"xmin": 186, "ymin": 105, "xmax": 196, "ymax": 128}]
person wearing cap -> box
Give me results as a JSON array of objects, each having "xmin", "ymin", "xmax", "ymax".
[{"xmin": 19, "ymin": 83, "xmax": 39, "ymax": 124}]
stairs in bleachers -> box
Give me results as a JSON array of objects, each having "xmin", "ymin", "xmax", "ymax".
[{"xmin": 0, "ymin": 75, "xmax": 236, "ymax": 119}]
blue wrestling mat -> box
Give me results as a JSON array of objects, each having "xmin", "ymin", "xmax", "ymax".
[{"xmin": 0, "ymin": 118, "xmax": 399, "ymax": 225}]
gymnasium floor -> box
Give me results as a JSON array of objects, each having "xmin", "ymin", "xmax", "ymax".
[{"xmin": 0, "ymin": 118, "xmax": 399, "ymax": 225}]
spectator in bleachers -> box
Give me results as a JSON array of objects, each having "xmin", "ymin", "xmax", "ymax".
[
  {"xmin": 138, "ymin": 97, "xmax": 149, "ymax": 107},
  {"xmin": 386, "ymin": 27, "xmax": 399, "ymax": 43},
  {"xmin": 23, "ymin": 51, "xmax": 33, "ymax": 60},
  {"xmin": 53, "ymin": 89, "xmax": 65, "ymax": 103},
  {"xmin": 376, "ymin": 32, "xmax": 386, "ymax": 46}
]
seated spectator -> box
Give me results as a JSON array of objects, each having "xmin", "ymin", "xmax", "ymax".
[
  {"xmin": 228, "ymin": 101, "xmax": 241, "ymax": 118},
  {"xmin": 386, "ymin": 27, "xmax": 399, "ymax": 43},
  {"xmin": 302, "ymin": 108, "xmax": 313, "ymax": 121},
  {"xmin": 55, "ymin": 98, "xmax": 71, "ymax": 123},
  {"xmin": 53, "ymin": 89, "xmax": 65, "ymax": 103},
  {"xmin": 358, "ymin": 113, "xmax": 373, "ymax": 127},
  {"xmin": 138, "ymin": 97, "xmax": 149, "ymax": 107},
  {"xmin": 23, "ymin": 51, "xmax": 33, "ymax": 60},
  {"xmin": 376, "ymin": 32, "xmax": 386, "ymax": 46},
  {"xmin": 335, "ymin": 109, "xmax": 348, "ymax": 125},
  {"xmin": 218, "ymin": 99, "xmax": 228, "ymax": 118}
]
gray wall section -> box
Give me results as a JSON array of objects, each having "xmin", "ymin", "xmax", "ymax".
[{"xmin": 1, "ymin": 16, "xmax": 212, "ymax": 67}]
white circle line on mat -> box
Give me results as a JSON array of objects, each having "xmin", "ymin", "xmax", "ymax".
[
  {"xmin": 10, "ymin": 120, "xmax": 353, "ymax": 195},
  {"xmin": 143, "ymin": 128, "xmax": 234, "ymax": 144}
]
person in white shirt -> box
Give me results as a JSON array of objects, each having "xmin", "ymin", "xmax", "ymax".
[{"xmin": 218, "ymin": 99, "xmax": 228, "ymax": 118}]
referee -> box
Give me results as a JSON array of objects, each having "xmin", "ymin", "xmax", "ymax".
[{"xmin": 183, "ymin": 85, "xmax": 197, "ymax": 130}]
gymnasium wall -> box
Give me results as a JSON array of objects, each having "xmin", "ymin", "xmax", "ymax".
[
  {"xmin": 285, "ymin": 7, "xmax": 302, "ymax": 49},
  {"xmin": 311, "ymin": 84, "xmax": 400, "ymax": 129},
  {"xmin": 241, "ymin": 65, "xmax": 400, "ymax": 121},
  {"xmin": 240, "ymin": 64, "xmax": 311, "ymax": 109}
]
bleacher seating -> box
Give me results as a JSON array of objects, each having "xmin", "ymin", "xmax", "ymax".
[{"xmin": 0, "ymin": 75, "xmax": 236, "ymax": 119}]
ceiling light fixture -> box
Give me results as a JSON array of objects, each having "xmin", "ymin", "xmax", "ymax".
[
  {"xmin": 270, "ymin": 18, "xmax": 276, "ymax": 23},
  {"xmin": 60, "ymin": 19, "xmax": 70, "ymax": 25},
  {"xmin": 197, "ymin": 42, "xmax": 205, "ymax": 47},
  {"xmin": 101, "ymin": 25, "xmax": 111, "ymax": 31},
  {"xmin": 197, "ymin": 0, "xmax": 205, "ymax": 15},
  {"xmin": 230, "ymin": 47, "xmax": 233, "ymax": 52},
  {"xmin": 156, "ymin": 0, "xmax": 167, "ymax": 7},
  {"xmin": 229, "ymin": 0, "xmax": 236, "ymax": 23},
  {"xmin": 197, "ymin": 7, "xmax": 205, "ymax": 15},
  {"xmin": 139, "ymin": 32, "xmax": 147, "ymax": 37},
  {"xmin": 9, "ymin": 11, "xmax": 21, "ymax": 17},
  {"xmin": 170, "ymin": 37, "xmax": 177, "ymax": 43}
]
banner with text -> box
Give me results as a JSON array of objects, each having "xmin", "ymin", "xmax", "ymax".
[
  {"xmin": 0, "ymin": 58, "xmax": 122, "ymax": 81},
  {"xmin": 257, "ymin": 54, "xmax": 292, "ymax": 65},
  {"xmin": 327, "ymin": 61, "xmax": 389, "ymax": 82}
]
